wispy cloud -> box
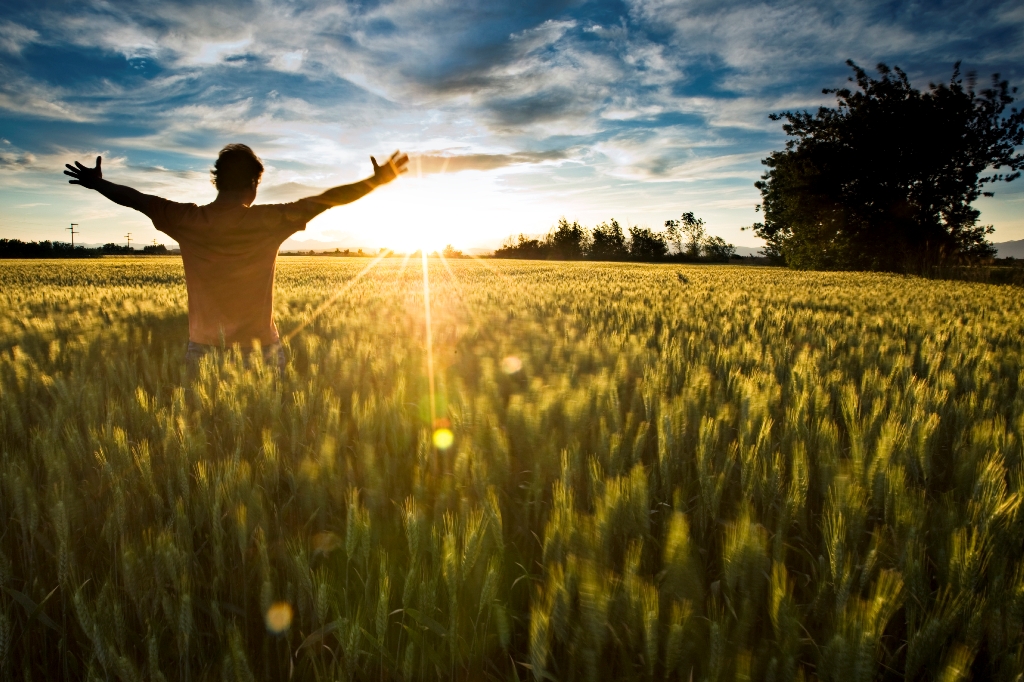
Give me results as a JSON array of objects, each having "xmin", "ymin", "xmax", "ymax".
[
  {"xmin": 0, "ymin": 20, "xmax": 38, "ymax": 55},
  {"xmin": 412, "ymin": 149, "xmax": 570, "ymax": 174}
]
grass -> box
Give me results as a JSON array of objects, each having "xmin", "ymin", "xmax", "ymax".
[{"xmin": 1, "ymin": 256, "xmax": 1022, "ymax": 681}]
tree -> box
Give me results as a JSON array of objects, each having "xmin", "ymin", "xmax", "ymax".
[
  {"xmin": 664, "ymin": 212, "xmax": 735, "ymax": 260},
  {"xmin": 548, "ymin": 217, "xmax": 589, "ymax": 260},
  {"xmin": 701, "ymin": 236, "xmax": 736, "ymax": 261},
  {"xmin": 442, "ymin": 244, "xmax": 464, "ymax": 258},
  {"xmin": 494, "ymin": 234, "xmax": 548, "ymax": 259},
  {"xmin": 752, "ymin": 61, "xmax": 1024, "ymax": 271},
  {"xmin": 663, "ymin": 220, "xmax": 682, "ymax": 255},
  {"xmin": 682, "ymin": 213, "xmax": 705, "ymax": 258},
  {"xmin": 627, "ymin": 225, "xmax": 668, "ymax": 260},
  {"xmin": 589, "ymin": 219, "xmax": 627, "ymax": 260}
]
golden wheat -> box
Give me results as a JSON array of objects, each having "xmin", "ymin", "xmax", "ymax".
[{"xmin": 0, "ymin": 257, "xmax": 1022, "ymax": 681}]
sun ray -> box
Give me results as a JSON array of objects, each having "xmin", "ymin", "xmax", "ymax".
[
  {"xmin": 397, "ymin": 250, "xmax": 413, "ymax": 275},
  {"xmin": 282, "ymin": 251, "xmax": 389, "ymax": 343},
  {"xmin": 436, "ymin": 252, "xmax": 473, "ymax": 314},
  {"xmin": 421, "ymin": 250, "xmax": 438, "ymax": 434}
]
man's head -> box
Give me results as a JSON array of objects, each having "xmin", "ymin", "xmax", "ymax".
[{"xmin": 211, "ymin": 144, "xmax": 264, "ymax": 192}]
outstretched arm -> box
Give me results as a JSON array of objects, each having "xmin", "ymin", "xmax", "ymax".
[
  {"xmin": 299, "ymin": 150, "xmax": 409, "ymax": 218},
  {"xmin": 64, "ymin": 156, "xmax": 152, "ymax": 212}
]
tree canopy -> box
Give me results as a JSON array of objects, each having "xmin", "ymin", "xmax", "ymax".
[{"xmin": 751, "ymin": 61, "xmax": 1024, "ymax": 271}]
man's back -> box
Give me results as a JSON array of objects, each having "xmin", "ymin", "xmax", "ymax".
[
  {"xmin": 63, "ymin": 146, "xmax": 407, "ymax": 356},
  {"xmin": 146, "ymin": 198, "xmax": 312, "ymax": 346}
]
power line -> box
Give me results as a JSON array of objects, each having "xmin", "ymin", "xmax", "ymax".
[
  {"xmin": 67, "ymin": 223, "xmax": 79, "ymax": 247},
  {"xmin": 125, "ymin": 232, "xmax": 132, "ymax": 250}
]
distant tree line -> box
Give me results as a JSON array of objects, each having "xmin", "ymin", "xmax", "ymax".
[
  {"xmin": 0, "ymin": 239, "xmax": 100, "ymax": 258},
  {"xmin": 0, "ymin": 239, "xmax": 170, "ymax": 258},
  {"xmin": 494, "ymin": 215, "xmax": 738, "ymax": 262}
]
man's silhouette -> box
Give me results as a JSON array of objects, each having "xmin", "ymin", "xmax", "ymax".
[{"xmin": 64, "ymin": 144, "xmax": 408, "ymax": 369}]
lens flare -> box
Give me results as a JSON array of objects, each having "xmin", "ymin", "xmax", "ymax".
[
  {"xmin": 501, "ymin": 355, "xmax": 522, "ymax": 374},
  {"xmin": 312, "ymin": 531, "xmax": 342, "ymax": 557},
  {"xmin": 433, "ymin": 428, "xmax": 454, "ymax": 450},
  {"xmin": 265, "ymin": 602, "xmax": 293, "ymax": 634}
]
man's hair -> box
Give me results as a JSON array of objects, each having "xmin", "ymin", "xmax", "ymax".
[{"xmin": 211, "ymin": 144, "xmax": 264, "ymax": 191}]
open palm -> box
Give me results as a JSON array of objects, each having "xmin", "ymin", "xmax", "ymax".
[
  {"xmin": 64, "ymin": 156, "xmax": 103, "ymax": 189},
  {"xmin": 370, "ymin": 150, "xmax": 409, "ymax": 186}
]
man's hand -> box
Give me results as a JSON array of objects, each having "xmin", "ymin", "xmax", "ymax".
[
  {"xmin": 64, "ymin": 156, "xmax": 104, "ymax": 190},
  {"xmin": 370, "ymin": 150, "xmax": 409, "ymax": 187},
  {"xmin": 61, "ymin": 155, "xmax": 151, "ymax": 212},
  {"xmin": 300, "ymin": 149, "xmax": 409, "ymax": 218}
]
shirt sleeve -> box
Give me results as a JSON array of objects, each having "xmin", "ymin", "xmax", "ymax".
[
  {"xmin": 142, "ymin": 197, "xmax": 198, "ymax": 241},
  {"xmin": 264, "ymin": 200, "xmax": 319, "ymax": 240}
]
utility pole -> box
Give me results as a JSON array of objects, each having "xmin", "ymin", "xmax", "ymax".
[
  {"xmin": 67, "ymin": 223, "xmax": 79, "ymax": 247},
  {"xmin": 125, "ymin": 233, "xmax": 132, "ymax": 251}
]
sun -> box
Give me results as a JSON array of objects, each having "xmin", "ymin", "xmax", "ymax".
[
  {"xmin": 380, "ymin": 175, "xmax": 484, "ymax": 253},
  {"xmin": 401, "ymin": 228, "xmax": 454, "ymax": 255},
  {"xmin": 306, "ymin": 167, "xmax": 556, "ymax": 254}
]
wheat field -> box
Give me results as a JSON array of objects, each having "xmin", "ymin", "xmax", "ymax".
[{"xmin": 1, "ymin": 257, "xmax": 1022, "ymax": 681}]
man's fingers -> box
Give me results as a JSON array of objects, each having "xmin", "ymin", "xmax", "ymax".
[
  {"xmin": 370, "ymin": 151, "xmax": 408, "ymax": 183},
  {"xmin": 96, "ymin": 155, "xmax": 102, "ymax": 169},
  {"xmin": 68, "ymin": 180, "xmax": 81, "ymax": 185},
  {"xmin": 63, "ymin": 169, "xmax": 76, "ymax": 177},
  {"xmin": 64, "ymin": 164, "xmax": 78, "ymax": 173},
  {"xmin": 75, "ymin": 161, "xmax": 87, "ymax": 170}
]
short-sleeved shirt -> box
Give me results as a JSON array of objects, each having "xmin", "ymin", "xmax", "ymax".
[{"xmin": 144, "ymin": 197, "xmax": 315, "ymax": 346}]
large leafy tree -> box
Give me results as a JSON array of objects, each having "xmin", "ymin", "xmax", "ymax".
[{"xmin": 752, "ymin": 61, "xmax": 1024, "ymax": 271}]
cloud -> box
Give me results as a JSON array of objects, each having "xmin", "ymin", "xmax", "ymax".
[
  {"xmin": 186, "ymin": 36, "xmax": 253, "ymax": 66},
  {"xmin": 251, "ymin": 150, "xmax": 572, "ymax": 203},
  {"xmin": 0, "ymin": 68, "xmax": 91, "ymax": 121},
  {"xmin": 0, "ymin": 20, "xmax": 38, "ymax": 55},
  {"xmin": 626, "ymin": 0, "xmax": 1024, "ymax": 89},
  {"xmin": 411, "ymin": 149, "xmax": 570, "ymax": 174},
  {"xmin": 0, "ymin": 149, "xmax": 37, "ymax": 170},
  {"xmin": 270, "ymin": 50, "xmax": 306, "ymax": 73}
]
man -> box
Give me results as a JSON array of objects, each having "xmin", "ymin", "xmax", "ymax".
[{"xmin": 64, "ymin": 144, "xmax": 408, "ymax": 369}]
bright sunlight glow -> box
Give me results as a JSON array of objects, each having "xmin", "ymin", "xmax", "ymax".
[{"xmin": 305, "ymin": 169, "xmax": 557, "ymax": 252}]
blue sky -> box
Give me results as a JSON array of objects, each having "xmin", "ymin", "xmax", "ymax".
[{"xmin": 1, "ymin": 0, "xmax": 1023, "ymax": 251}]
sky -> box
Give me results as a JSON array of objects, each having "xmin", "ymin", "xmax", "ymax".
[{"xmin": 1, "ymin": 0, "xmax": 1023, "ymax": 252}]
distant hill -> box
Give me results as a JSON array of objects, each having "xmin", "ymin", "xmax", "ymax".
[{"xmin": 994, "ymin": 240, "xmax": 1024, "ymax": 259}]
